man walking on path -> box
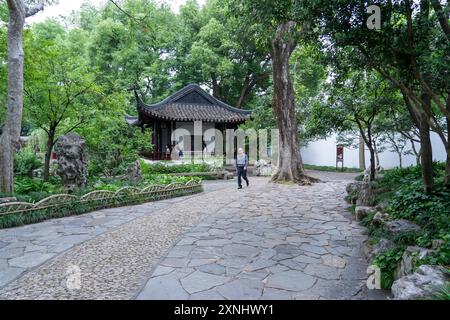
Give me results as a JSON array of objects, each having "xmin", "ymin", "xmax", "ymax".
[{"xmin": 236, "ymin": 148, "xmax": 249, "ymax": 189}]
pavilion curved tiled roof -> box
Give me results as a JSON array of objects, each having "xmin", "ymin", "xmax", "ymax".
[{"xmin": 130, "ymin": 84, "xmax": 252, "ymax": 124}]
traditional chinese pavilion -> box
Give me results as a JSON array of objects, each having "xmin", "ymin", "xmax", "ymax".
[{"xmin": 126, "ymin": 84, "xmax": 252, "ymax": 160}]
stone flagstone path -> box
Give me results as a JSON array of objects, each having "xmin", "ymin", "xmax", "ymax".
[{"xmin": 0, "ymin": 171, "xmax": 387, "ymax": 300}]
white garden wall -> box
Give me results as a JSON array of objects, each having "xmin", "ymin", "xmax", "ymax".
[{"xmin": 300, "ymin": 133, "xmax": 447, "ymax": 169}]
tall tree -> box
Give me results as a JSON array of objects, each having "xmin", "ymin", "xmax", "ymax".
[
  {"xmin": 307, "ymin": 70, "xmax": 397, "ymax": 180},
  {"xmin": 300, "ymin": 0, "xmax": 449, "ymax": 192},
  {"xmin": 24, "ymin": 22, "xmax": 101, "ymax": 181},
  {"xmin": 0, "ymin": 0, "xmax": 44, "ymax": 193},
  {"xmin": 176, "ymin": 0, "xmax": 271, "ymax": 108},
  {"xmin": 228, "ymin": 0, "xmax": 318, "ymax": 184}
]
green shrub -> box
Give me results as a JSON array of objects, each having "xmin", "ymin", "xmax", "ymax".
[
  {"xmin": 361, "ymin": 163, "xmax": 450, "ymax": 283},
  {"xmin": 431, "ymin": 284, "xmax": 450, "ymax": 300},
  {"xmin": 142, "ymin": 174, "xmax": 199, "ymax": 185},
  {"xmin": 387, "ymin": 181, "xmax": 450, "ymax": 248},
  {"xmin": 14, "ymin": 149, "xmax": 41, "ymax": 176},
  {"xmin": 140, "ymin": 161, "xmax": 215, "ymax": 175},
  {"xmin": 373, "ymin": 246, "xmax": 405, "ymax": 289},
  {"xmin": 419, "ymin": 234, "xmax": 450, "ymax": 266},
  {"xmin": 14, "ymin": 176, "xmax": 63, "ymax": 196}
]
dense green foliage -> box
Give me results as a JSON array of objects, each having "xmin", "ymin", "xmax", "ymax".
[
  {"xmin": 13, "ymin": 147, "xmax": 42, "ymax": 176},
  {"xmin": 357, "ymin": 164, "xmax": 450, "ymax": 288},
  {"xmin": 140, "ymin": 161, "xmax": 218, "ymax": 175},
  {"xmin": 373, "ymin": 247, "xmax": 406, "ymax": 289}
]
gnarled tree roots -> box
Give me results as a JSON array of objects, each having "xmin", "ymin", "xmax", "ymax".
[{"xmin": 270, "ymin": 170, "xmax": 321, "ymax": 185}]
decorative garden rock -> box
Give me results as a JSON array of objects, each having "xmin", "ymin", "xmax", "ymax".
[
  {"xmin": 345, "ymin": 182, "xmax": 361, "ymax": 204},
  {"xmin": 384, "ymin": 219, "xmax": 421, "ymax": 235},
  {"xmin": 355, "ymin": 206, "xmax": 376, "ymax": 221},
  {"xmin": 375, "ymin": 202, "xmax": 389, "ymax": 212},
  {"xmin": 254, "ymin": 159, "xmax": 277, "ymax": 176},
  {"xmin": 356, "ymin": 181, "xmax": 373, "ymax": 206},
  {"xmin": 391, "ymin": 265, "xmax": 449, "ymax": 300},
  {"xmin": 395, "ymin": 246, "xmax": 432, "ymax": 280},
  {"xmin": 372, "ymin": 212, "xmax": 389, "ymax": 226},
  {"xmin": 55, "ymin": 133, "xmax": 89, "ymax": 192},
  {"xmin": 346, "ymin": 181, "xmax": 361, "ymax": 194},
  {"xmin": 431, "ymin": 239, "xmax": 445, "ymax": 250},
  {"xmin": 124, "ymin": 160, "xmax": 142, "ymax": 182},
  {"xmin": 364, "ymin": 238, "xmax": 395, "ymax": 261}
]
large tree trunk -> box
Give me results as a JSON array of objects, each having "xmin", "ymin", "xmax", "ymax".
[
  {"xmin": 0, "ymin": 1, "xmax": 26, "ymax": 193},
  {"xmin": 400, "ymin": 87, "xmax": 433, "ymax": 192},
  {"xmin": 420, "ymin": 94, "xmax": 434, "ymax": 194},
  {"xmin": 0, "ymin": 1, "xmax": 43, "ymax": 193},
  {"xmin": 269, "ymin": 22, "xmax": 317, "ymax": 184},
  {"xmin": 43, "ymin": 126, "xmax": 56, "ymax": 182}
]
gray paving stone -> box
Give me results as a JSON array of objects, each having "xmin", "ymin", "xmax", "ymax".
[
  {"xmin": 304, "ymin": 263, "xmax": 341, "ymax": 280},
  {"xmin": 0, "ymin": 267, "xmax": 25, "ymax": 287},
  {"xmin": 0, "ymin": 240, "xmax": 8, "ymax": 249},
  {"xmin": 293, "ymin": 254, "xmax": 321, "ymax": 264},
  {"xmin": 266, "ymin": 270, "xmax": 316, "ymax": 291},
  {"xmin": 165, "ymin": 245, "xmax": 194, "ymax": 258},
  {"xmin": 223, "ymin": 244, "xmax": 259, "ymax": 258},
  {"xmin": 216, "ymin": 279, "xmax": 263, "ymax": 300},
  {"xmin": 189, "ymin": 288, "xmax": 224, "ymax": 300},
  {"xmin": 244, "ymin": 258, "xmax": 276, "ymax": 271},
  {"xmin": 180, "ymin": 270, "xmax": 230, "ymax": 294},
  {"xmin": 151, "ymin": 266, "xmax": 174, "ymax": 277},
  {"xmin": 321, "ymin": 254, "xmax": 347, "ymax": 268},
  {"xmin": 300, "ymin": 244, "xmax": 328, "ymax": 255},
  {"xmin": 261, "ymin": 288, "xmax": 294, "ymax": 300},
  {"xmin": 0, "ymin": 247, "xmax": 24, "ymax": 259},
  {"xmin": 196, "ymin": 263, "xmax": 226, "ymax": 276},
  {"xmin": 196, "ymin": 239, "xmax": 232, "ymax": 247},
  {"xmin": 8, "ymin": 252, "xmax": 54, "ymax": 269},
  {"xmin": 279, "ymin": 259, "xmax": 307, "ymax": 271},
  {"xmin": 217, "ymin": 257, "xmax": 252, "ymax": 268},
  {"xmin": 160, "ymin": 257, "xmax": 189, "ymax": 268},
  {"xmin": 137, "ymin": 273, "xmax": 188, "ymax": 300},
  {"xmin": 188, "ymin": 258, "xmax": 217, "ymax": 267}
]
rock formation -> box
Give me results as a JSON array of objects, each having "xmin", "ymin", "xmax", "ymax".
[{"xmin": 54, "ymin": 133, "xmax": 89, "ymax": 192}]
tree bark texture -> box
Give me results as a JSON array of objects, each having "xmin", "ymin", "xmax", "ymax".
[
  {"xmin": 420, "ymin": 93, "xmax": 434, "ymax": 194},
  {"xmin": 0, "ymin": 1, "xmax": 43, "ymax": 193},
  {"xmin": 269, "ymin": 21, "xmax": 318, "ymax": 184}
]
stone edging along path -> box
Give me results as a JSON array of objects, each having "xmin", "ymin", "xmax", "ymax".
[{"xmin": 0, "ymin": 172, "xmax": 387, "ymax": 300}]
